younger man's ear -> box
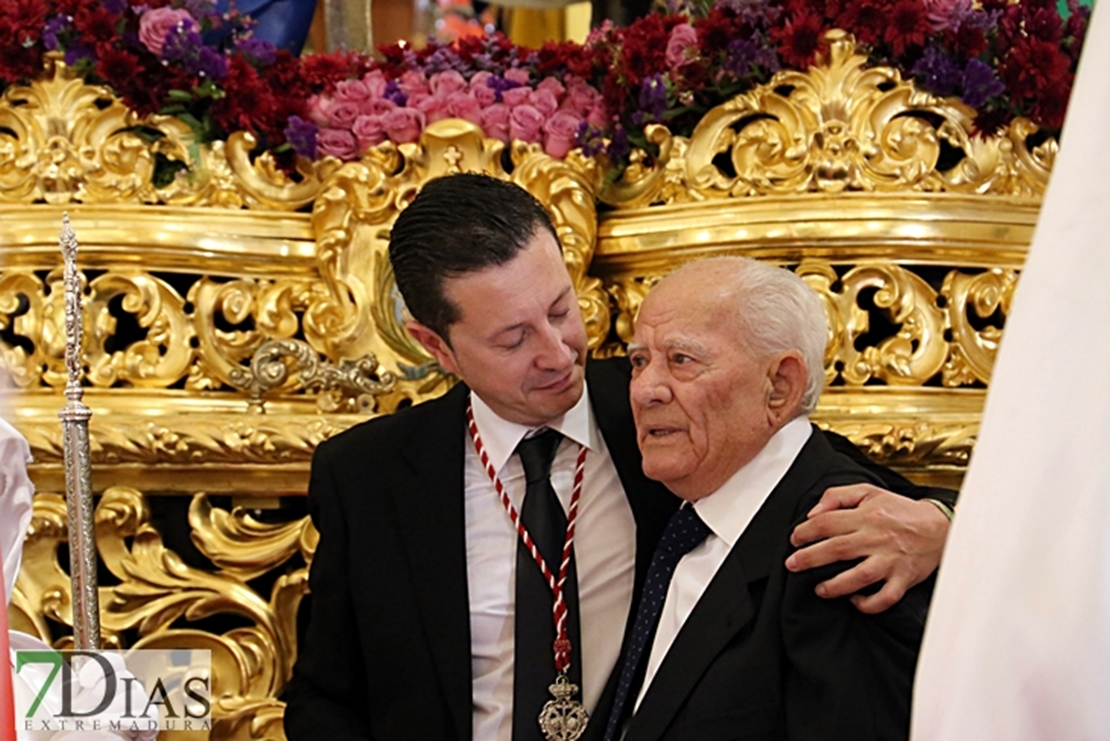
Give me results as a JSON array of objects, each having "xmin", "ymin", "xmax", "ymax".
[{"xmin": 406, "ymin": 321, "xmax": 459, "ymax": 375}]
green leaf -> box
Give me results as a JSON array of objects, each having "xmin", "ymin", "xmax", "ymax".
[{"xmin": 167, "ymin": 89, "xmax": 195, "ymax": 101}]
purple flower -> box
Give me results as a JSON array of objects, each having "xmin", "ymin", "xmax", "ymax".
[
  {"xmin": 160, "ymin": 24, "xmax": 201, "ymax": 62},
  {"xmin": 911, "ymin": 45, "xmax": 962, "ymax": 97},
  {"xmin": 608, "ymin": 125, "xmax": 631, "ymax": 163},
  {"xmin": 960, "ymin": 58, "xmax": 1004, "ymax": 109},
  {"xmin": 576, "ymin": 121, "xmax": 607, "ymax": 158},
  {"xmin": 195, "ymin": 46, "xmax": 229, "ymax": 79},
  {"xmin": 636, "ymin": 74, "xmax": 669, "ymax": 124},
  {"xmin": 100, "ymin": 0, "xmax": 129, "ymax": 13},
  {"xmin": 284, "ymin": 116, "xmax": 318, "ymax": 160},
  {"xmin": 43, "ymin": 14, "xmax": 69, "ymax": 51},
  {"xmin": 384, "ymin": 80, "xmax": 408, "ymax": 106},
  {"xmin": 723, "ymin": 34, "xmax": 779, "ymax": 78},
  {"xmin": 63, "ymin": 42, "xmax": 95, "ymax": 67},
  {"xmin": 237, "ymin": 37, "xmax": 277, "ymax": 66},
  {"xmin": 163, "ymin": 25, "xmax": 229, "ymax": 80}
]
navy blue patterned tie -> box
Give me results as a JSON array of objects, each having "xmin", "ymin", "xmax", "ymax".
[{"xmin": 604, "ymin": 506, "xmax": 711, "ymax": 741}]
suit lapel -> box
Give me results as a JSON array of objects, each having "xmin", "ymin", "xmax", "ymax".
[
  {"xmin": 629, "ymin": 430, "xmax": 834, "ymax": 740},
  {"xmin": 395, "ymin": 382, "xmax": 473, "ymax": 741}
]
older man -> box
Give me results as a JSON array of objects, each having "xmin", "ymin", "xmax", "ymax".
[
  {"xmin": 606, "ymin": 257, "xmax": 932, "ymax": 741},
  {"xmin": 285, "ymin": 175, "xmax": 947, "ymax": 741}
]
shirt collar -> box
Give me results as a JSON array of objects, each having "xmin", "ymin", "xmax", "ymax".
[
  {"xmin": 469, "ymin": 382, "xmax": 596, "ymax": 474},
  {"xmin": 692, "ymin": 417, "xmax": 813, "ymax": 548}
]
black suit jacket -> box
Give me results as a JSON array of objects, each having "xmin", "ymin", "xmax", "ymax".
[
  {"xmin": 284, "ymin": 358, "xmax": 951, "ymax": 740},
  {"xmin": 284, "ymin": 359, "xmax": 678, "ymax": 741},
  {"xmin": 622, "ymin": 430, "xmax": 934, "ymax": 741}
]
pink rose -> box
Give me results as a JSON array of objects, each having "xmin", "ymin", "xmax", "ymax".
[
  {"xmin": 586, "ymin": 101, "xmax": 610, "ymax": 130},
  {"xmin": 502, "ymin": 87, "xmax": 531, "ymax": 108},
  {"xmin": 536, "ymin": 77, "xmax": 566, "ymax": 100},
  {"xmin": 327, "ymin": 100, "xmax": 361, "ymax": 130},
  {"xmin": 923, "ymin": 0, "xmax": 972, "ymax": 30},
  {"xmin": 504, "ymin": 68, "xmax": 531, "ymax": 85},
  {"xmin": 509, "ymin": 104, "xmax": 545, "ymax": 143},
  {"xmin": 563, "ymin": 79, "xmax": 600, "ymax": 117},
  {"xmin": 543, "ymin": 111, "xmax": 582, "ymax": 159},
  {"xmin": 306, "ymin": 94, "xmax": 332, "ymax": 127},
  {"xmin": 317, "ymin": 129, "xmax": 360, "ymax": 161},
  {"xmin": 361, "ymin": 69, "xmax": 389, "ymax": 98},
  {"xmin": 415, "ymin": 94, "xmax": 452, "ymax": 124},
  {"xmin": 398, "ymin": 70, "xmax": 430, "ymax": 96},
  {"xmin": 139, "ymin": 7, "xmax": 194, "ymax": 56},
  {"xmin": 352, "ymin": 114, "xmax": 387, "ymax": 150},
  {"xmin": 429, "ymin": 70, "xmax": 468, "ymax": 97},
  {"xmin": 383, "ymin": 107, "xmax": 426, "ymax": 144},
  {"xmin": 529, "ymin": 89, "xmax": 559, "ymax": 117},
  {"xmin": 481, "ymin": 103, "xmax": 512, "ymax": 143},
  {"xmin": 469, "ymin": 71, "xmax": 497, "ymax": 107},
  {"xmin": 448, "ymin": 92, "xmax": 483, "ymax": 126},
  {"xmin": 665, "ymin": 23, "xmax": 698, "ymax": 68},
  {"xmin": 358, "ymin": 97, "xmax": 396, "ymax": 117},
  {"xmin": 334, "ymin": 79, "xmax": 375, "ymax": 106}
]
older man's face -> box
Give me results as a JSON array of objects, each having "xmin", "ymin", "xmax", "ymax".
[{"xmin": 629, "ymin": 271, "xmax": 779, "ymax": 500}]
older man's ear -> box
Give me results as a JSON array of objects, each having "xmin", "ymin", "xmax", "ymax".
[{"xmin": 766, "ymin": 352, "xmax": 807, "ymax": 425}]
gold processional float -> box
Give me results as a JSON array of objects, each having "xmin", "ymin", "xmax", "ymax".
[{"xmin": 1, "ymin": 33, "xmax": 1047, "ymax": 739}]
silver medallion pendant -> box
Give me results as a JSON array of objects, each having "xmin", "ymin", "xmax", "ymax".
[{"xmin": 538, "ymin": 673, "xmax": 589, "ymax": 741}]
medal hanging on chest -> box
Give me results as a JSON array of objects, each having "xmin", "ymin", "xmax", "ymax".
[{"xmin": 467, "ymin": 403, "xmax": 590, "ymax": 741}]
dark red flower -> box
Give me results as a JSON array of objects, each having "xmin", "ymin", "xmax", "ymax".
[
  {"xmin": 214, "ymin": 56, "xmax": 280, "ymax": 139},
  {"xmin": 301, "ymin": 51, "xmax": 367, "ymax": 95},
  {"xmin": 74, "ymin": 5, "xmax": 119, "ymax": 43},
  {"xmin": 945, "ymin": 23, "xmax": 987, "ymax": 59},
  {"xmin": 1025, "ymin": 6, "xmax": 1062, "ymax": 43},
  {"xmin": 771, "ymin": 10, "xmax": 824, "ymax": 70},
  {"xmin": 884, "ymin": 0, "xmax": 929, "ymax": 56},
  {"xmin": 1000, "ymin": 37, "xmax": 1071, "ymax": 101},
  {"xmin": 1032, "ymin": 77, "xmax": 1073, "ymax": 130},
  {"xmin": 96, "ymin": 47, "xmax": 141, "ymax": 85},
  {"xmin": 837, "ymin": 0, "xmax": 889, "ymax": 46}
]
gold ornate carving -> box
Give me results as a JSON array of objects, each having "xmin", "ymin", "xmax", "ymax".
[
  {"xmin": 227, "ymin": 338, "xmax": 396, "ymax": 413},
  {"xmin": 602, "ymin": 31, "xmax": 1053, "ymax": 208},
  {"xmin": 941, "ymin": 268, "xmax": 1017, "ymax": 386},
  {"xmin": 15, "ymin": 488, "xmax": 312, "ymax": 740},
  {"xmin": 606, "ymin": 259, "xmax": 1017, "ymax": 390},
  {"xmin": 0, "ymin": 55, "xmax": 335, "ymax": 210}
]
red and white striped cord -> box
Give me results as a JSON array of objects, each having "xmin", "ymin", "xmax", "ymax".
[{"xmin": 467, "ymin": 401, "xmax": 586, "ymax": 673}]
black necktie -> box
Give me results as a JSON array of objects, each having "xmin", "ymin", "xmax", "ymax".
[
  {"xmin": 603, "ymin": 506, "xmax": 710, "ymax": 741},
  {"xmin": 513, "ymin": 429, "xmax": 583, "ymax": 741}
]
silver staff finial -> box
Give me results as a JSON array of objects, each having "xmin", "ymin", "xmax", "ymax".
[{"xmin": 57, "ymin": 211, "xmax": 101, "ymax": 651}]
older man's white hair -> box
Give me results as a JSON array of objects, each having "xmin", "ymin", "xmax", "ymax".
[{"xmin": 664, "ymin": 256, "xmax": 828, "ymax": 414}]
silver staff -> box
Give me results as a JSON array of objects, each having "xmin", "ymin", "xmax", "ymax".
[{"xmin": 58, "ymin": 212, "xmax": 100, "ymax": 651}]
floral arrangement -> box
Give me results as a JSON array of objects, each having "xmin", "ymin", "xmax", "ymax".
[
  {"xmin": 0, "ymin": 0, "xmax": 368, "ymax": 171},
  {"xmin": 0, "ymin": 0, "xmax": 1090, "ymax": 176}
]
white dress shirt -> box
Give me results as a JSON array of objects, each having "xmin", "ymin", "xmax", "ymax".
[
  {"xmin": 635, "ymin": 417, "xmax": 813, "ymax": 709},
  {"xmin": 466, "ymin": 382, "xmax": 638, "ymax": 741}
]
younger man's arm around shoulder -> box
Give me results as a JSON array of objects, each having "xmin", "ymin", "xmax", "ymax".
[{"xmin": 787, "ymin": 429, "xmax": 954, "ymax": 614}]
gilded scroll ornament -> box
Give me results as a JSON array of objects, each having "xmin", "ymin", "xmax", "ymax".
[
  {"xmin": 601, "ymin": 31, "xmax": 1054, "ymax": 209},
  {"xmin": 228, "ymin": 338, "xmax": 396, "ymax": 413},
  {"xmin": 0, "ymin": 55, "xmax": 334, "ymax": 210},
  {"xmin": 16, "ymin": 488, "xmax": 309, "ymax": 738}
]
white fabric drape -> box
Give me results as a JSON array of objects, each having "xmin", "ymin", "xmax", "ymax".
[{"xmin": 911, "ymin": 4, "xmax": 1110, "ymax": 739}]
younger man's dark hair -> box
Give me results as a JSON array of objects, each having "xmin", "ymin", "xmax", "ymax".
[{"xmin": 388, "ymin": 173, "xmax": 559, "ymax": 341}]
